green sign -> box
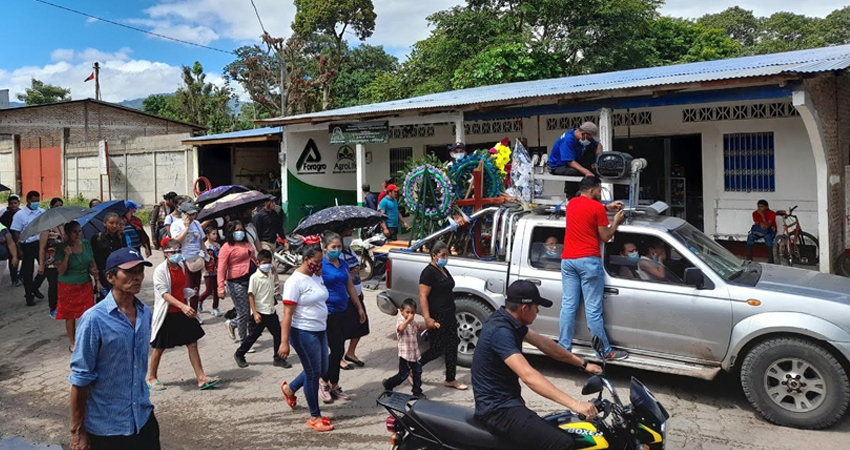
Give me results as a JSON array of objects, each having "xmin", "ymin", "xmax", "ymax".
[{"xmin": 329, "ymin": 121, "xmax": 389, "ymax": 144}]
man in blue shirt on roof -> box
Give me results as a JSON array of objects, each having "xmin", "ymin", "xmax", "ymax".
[{"xmin": 548, "ymin": 121, "xmax": 603, "ymax": 177}]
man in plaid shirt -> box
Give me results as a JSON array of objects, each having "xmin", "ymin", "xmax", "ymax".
[{"xmin": 382, "ymin": 298, "xmax": 434, "ymax": 397}]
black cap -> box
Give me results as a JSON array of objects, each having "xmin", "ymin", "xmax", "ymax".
[
  {"xmin": 178, "ymin": 201, "xmax": 200, "ymax": 215},
  {"xmin": 506, "ymin": 280, "xmax": 553, "ymax": 307}
]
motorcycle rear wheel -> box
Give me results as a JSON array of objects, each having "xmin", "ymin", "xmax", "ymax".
[
  {"xmin": 359, "ymin": 253, "xmax": 375, "ymax": 281},
  {"xmin": 835, "ymin": 253, "xmax": 850, "ymax": 277}
]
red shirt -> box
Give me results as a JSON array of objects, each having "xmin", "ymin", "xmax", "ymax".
[
  {"xmin": 167, "ymin": 266, "xmax": 187, "ymax": 313},
  {"xmin": 561, "ymin": 195, "xmax": 609, "ymax": 259},
  {"xmin": 752, "ymin": 210, "xmax": 777, "ymax": 229}
]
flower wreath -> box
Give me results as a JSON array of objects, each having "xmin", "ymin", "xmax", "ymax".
[
  {"xmin": 449, "ymin": 153, "xmax": 503, "ymax": 201},
  {"xmin": 402, "ymin": 165, "xmax": 455, "ymax": 219}
]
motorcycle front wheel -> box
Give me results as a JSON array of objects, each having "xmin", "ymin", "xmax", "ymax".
[{"xmin": 359, "ymin": 253, "xmax": 375, "ymax": 281}]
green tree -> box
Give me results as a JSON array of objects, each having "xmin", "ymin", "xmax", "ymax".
[
  {"xmin": 176, "ymin": 61, "xmax": 238, "ymax": 133},
  {"xmin": 648, "ymin": 17, "xmax": 740, "ymax": 65},
  {"xmin": 750, "ymin": 12, "xmax": 824, "ymax": 53},
  {"xmin": 16, "ymin": 79, "xmax": 71, "ymax": 105},
  {"xmin": 698, "ymin": 7, "xmax": 760, "ymax": 47},
  {"xmin": 823, "ymin": 7, "xmax": 850, "ymax": 45},
  {"xmin": 360, "ymin": 71, "xmax": 409, "ymax": 104},
  {"xmin": 292, "ymin": 0, "xmax": 377, "ymax": 109},
  {"xmin": 225, "ymin": 37, "xmax": 283, "ymax": 117},
  {"xmin": 141, "ymin": 94, "xmax": 181, "ymax": 120},
  {"xmin": 451, "ymin": 43, "xmax": 565, "ymax": 89},
  {"xmin": 333, "ymin": 44, "xmax": 398, "ymax": 107}
]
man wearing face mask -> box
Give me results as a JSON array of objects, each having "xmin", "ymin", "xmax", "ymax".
[
  {"xmin": 548, "ymin": 122, "xmax": 603, "ymax": 196},
  {"xmin": 10, "ymin": 191, "xmax": 46, "ymax": 306},
  {"xmin": 617, "ymin": 242, "xmax": 640, "ymax": 278},
  {"xmin": 535, "ymin": 236, "xmax": 562, "ymax": 270},
  {"xmin": 447, "ymin": 142, "xmax": 467, "ymax": 167},
  {"xmin": 234, "ymin": 249, "xmax": 289, "ymax": 368},
  {"xmin": 637, "ymin": 239, "xmax": 677, "ymax": 282}
]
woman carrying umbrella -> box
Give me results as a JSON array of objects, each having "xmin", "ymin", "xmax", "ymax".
[
  {"xmin": 54, "ymin": 220, "xmax": 98, "ymax": 352},
  {"xmin": 217, "ymin": 220, "xmax": 258, "ymax": 343},
  {"xmin": 90, "ymin": 212, "xmax": 127, "ymax": 295},
  {"xmin": 38, "ymin": 197, "xmax": 66, "ymax": 317}
]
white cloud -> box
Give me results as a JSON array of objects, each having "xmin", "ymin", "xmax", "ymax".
[{"xmin": 1, "ymin": 47, "xmax": 244, "ymax": 104}]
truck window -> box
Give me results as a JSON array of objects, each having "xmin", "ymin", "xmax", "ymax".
[
  {"xmin": 604, "ymin": 232, "xmax": 688, "ymax": 285},
  {"xmin": 529, "ymin": 226, "xmax": 563, "ymax": 271}
]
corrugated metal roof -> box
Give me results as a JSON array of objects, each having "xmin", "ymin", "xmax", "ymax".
[
  {"xmin": 260, "ymin": 44, "xmax": 850, "ymax": 125},
  {"xmin": 183, "ymin": 126, "xmax": 282, "ymax": 143}
]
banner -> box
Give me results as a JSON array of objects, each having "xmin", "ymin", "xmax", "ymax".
[{"xmin": 329, "ymin": 121, "xmax": 388, "ymax": 144}]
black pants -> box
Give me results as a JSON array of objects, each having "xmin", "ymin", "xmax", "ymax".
[
  {"xmin": 8, "ymin": 257, "xmax": 19, "ymax": 283},
  {"xmin": 236, "ymin": 311, "xmax": 282, "ymax": 359},
  {"xmin": 420, "ymin": 309, "xmax": 459, "ymax": 382},
  {"xmin": 45, "ymin": 267, "xmax": 59, "ymax": 312},
  {"xmin": 387, "ymin": 226, "xmax": 398, "ymax": 241},
  {"xmin": 384, "ymin": 357, "xmax": 423, "ymax": 396},
  {"xmin": 549, "ymin": 165, "xmax": 583, "ymax": 196},
  {"xmin": 21, "ymin": 242, "xmax": 45, "ymax": 302},
  {"xmin": 322, "ymin": 310, "xmax": 346, "ymax": 385},
  {"xmin": 89, "ymin": 413, "xmax": 161, "ymax": 450},
  {"xmin": 477, "ymin": 406, "xmax": 575, "ymax": 450}
]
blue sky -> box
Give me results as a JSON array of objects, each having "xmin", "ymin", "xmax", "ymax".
[{"xmin": 2, "ymin": 0, "xmax": 847, "ymax": 103}]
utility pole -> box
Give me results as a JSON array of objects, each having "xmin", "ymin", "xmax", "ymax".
[{"xmin": 93, "ymin": 62, "xmax": 101, "ymax": 101}]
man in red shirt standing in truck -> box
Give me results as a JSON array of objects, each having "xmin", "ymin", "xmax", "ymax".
[
  {"xmin": 746, "ymin": 199, "xmax": 777, "ymax": 264},
  {"xmin": 559, "ymin": 176, "xmax": 628, "ymax": 361}
]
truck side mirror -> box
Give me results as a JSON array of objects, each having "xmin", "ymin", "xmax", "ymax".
[{"xmin": 684, "ymin": 267, "xmax": 705, "ymax": 289}]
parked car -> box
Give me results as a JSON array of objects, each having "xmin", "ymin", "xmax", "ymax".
[{"xmin": 377, "ymin": 207, "xmax": 850, "ymax": 429}]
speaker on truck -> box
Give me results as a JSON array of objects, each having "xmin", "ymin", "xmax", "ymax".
[{"xmin": 595, "ymin": 152, "xmax": 634, "ymax": 180}]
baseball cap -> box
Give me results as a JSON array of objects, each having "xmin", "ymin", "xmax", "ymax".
[
  {"xmin": 450, "ymin": 142, "xmax": 466, "ymax": 151},
  {"xmin": 8, "ymin": 194, "xmax": 20, "ymax": 201},
  {"xmin": 178, "ymin": 201, "xmax": 200, "ymax": 215},
  {"xmin": 104, "ymin": 247, "xmax": 153, "ymax": 273},
  {"xmin": 386, "ymin": 184, "xmax": 399, "ymax": 192},
  {"xmin": 579, "ymin": 122, "xmax": 599, "ymax": 139},
  {"xmin": 506, "ymin": 280, "xmax": 553, "ymax": 307},
  {"xmin": 125, "ymin": 200, "xmax": 142, "ymax": 211}
]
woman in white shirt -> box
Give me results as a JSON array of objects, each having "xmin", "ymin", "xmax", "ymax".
[{"xmin": 278, "ymin": 244, "xmax": 333, "ymax": 432}]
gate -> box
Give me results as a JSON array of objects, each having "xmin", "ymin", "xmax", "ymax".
[{"xmin": 20, "ymin": 136, "xmax": 61, "ymax": 198}]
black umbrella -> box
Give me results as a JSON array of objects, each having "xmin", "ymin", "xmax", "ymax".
[
  {"xmin": 197, "ymin": 191, "xmax": 272, "ymax": 221},
  {"xmin": 196, "ymin": 185, "xmax": 250, "ymax": 207},
  {"xmin": 293, "ymin": 205, "xmax": 386, "ymax": 236},
  {"xmin": 0, "ymin": 183, "xmax": 10, "ymax": 192},
  {"xmin": 18, "ymin": 206, "xmax": 93, "ymax": 242},
  {"xmin": 77, "ymin": 200, "xmax": 128, "ymax": 239}
]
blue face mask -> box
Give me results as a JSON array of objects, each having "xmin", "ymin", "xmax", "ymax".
[
  {"xmin": 168, "ymin": 253, "xmax": 184, "ymax": 264},
  {"xmin": 327, "ymin": 249, "xmax": 341, "ymax": 260},
  {"xmin": 233, "ymin": 231, "xmax": 245, "ymax": 241},
  {"xmin": 651, "ymin": 253, "xmax": 659, "ymax": 262},
  {"xmin": 259, "ymin": 263, "xmax": 273, "ymax": 273},
  {"xmin": 28, "ymin": 202, "xmax": 39, "ymax": 210},
  {"xmin": 627, "ymin": 251, "xmax": 639, "ymax": 261},
  {"xmin": 436, "ymin": 258, "xmax": 448, "ymax": 268}
]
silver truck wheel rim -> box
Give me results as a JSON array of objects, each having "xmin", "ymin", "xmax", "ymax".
[
  {"xmin": 764, "ymin": 357, "xmax": 826, "ymax": 413},
  {"xmin": 456, "ymin": 312, "xmax": 482, "ymax": 355}
]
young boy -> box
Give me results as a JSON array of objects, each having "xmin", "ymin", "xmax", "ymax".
[
  {"xmin": 382, "ymin": 298, "xmax": 434, "ymax": 398},
  {"xmin": 234, "ymin": 250, "xmax": 291, "ymax": 368},
  {"xmin": 198, "ymin": 227, "xmax": 221, "ymax": 316}
]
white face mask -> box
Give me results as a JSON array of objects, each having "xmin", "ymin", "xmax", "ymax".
[
  {"xmin": 579, "ymin": 139, "xmax": 591, "ymax": 146},
  {"xmin": 452, "ymin": 152, "xmax": 464, "ymax": 161}
]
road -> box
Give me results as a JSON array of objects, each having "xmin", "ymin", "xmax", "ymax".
[{"xmin": 0, "ymin": 253, "xmax": 848, "ymax": 449}]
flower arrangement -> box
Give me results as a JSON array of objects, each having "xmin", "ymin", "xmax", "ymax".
[
  {"xmin": 449, "ymin": 153, "xmax": 503, "ymax": 202},
  {"xmin": 402, "ymin": 164, "xmax": 455, "ymax": 219}
]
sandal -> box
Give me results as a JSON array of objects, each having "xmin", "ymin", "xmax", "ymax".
[
  {"xmin": 306, "ymin": 416, "xmax": 334, "ymax": 432},
  {"xmin": 344, "ymin": 355, "xmax": 365, "ymax": 367},
  {"xmin": 147, "ymin": 381, "xmax": 166, "ymax": 392},
  {"xmin": 280, "ymin": 381, "xmax": 297, "ymax": 409},
  {"xmin": 444, "ymin": 381, "xmax": 468, "ymax": 391},
  {"xmin": 339, "ymin": 361, "xmax": 354, "ymax": 371},
  {"xmin": 199, "ymin": 376, "xmax": 221, "ymax": 390}
]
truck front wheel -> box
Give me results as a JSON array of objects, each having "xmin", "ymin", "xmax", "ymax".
[
  {"xmin": 454, "ymin": 296, "xmax": 495, "ymax": 368},
  {"xmin": 740, "ymin": 337, "xmax": 850, "ymax": 429}
]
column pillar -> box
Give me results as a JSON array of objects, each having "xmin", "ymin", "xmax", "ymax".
[
  {"xmin": 356, "ymin": 143, "xmax": 366, "ymax": 206},
  {"xmin": 599, "ymin": 108, "xmax": 614, "ymax": 201}
]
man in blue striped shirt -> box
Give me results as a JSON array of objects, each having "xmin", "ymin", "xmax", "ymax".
[{"xmin": 69, "ymin": 248, "xmax": 156, "ymax": 450}]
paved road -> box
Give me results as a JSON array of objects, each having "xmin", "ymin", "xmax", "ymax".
[{"xmin": 0, "ymin": 254, "xmax": 848, "ymax": 449}]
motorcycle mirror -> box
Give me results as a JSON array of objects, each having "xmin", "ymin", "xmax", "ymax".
[{"xmin": 581, "ymin": 375, "xmax": 604, "ymax": 396}]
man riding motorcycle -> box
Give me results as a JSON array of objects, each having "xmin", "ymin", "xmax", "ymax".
[{"xmin": 472, "ymin": 280, "xmax": 603, "ymax": 450}]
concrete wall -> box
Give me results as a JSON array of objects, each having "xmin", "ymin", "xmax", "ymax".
[
  {"xmin": 0, "ymin": 136, "xmax": 16, "ymax": 192},
  {"xmin": 232, "ymin": 146, "xmax": 279, "ymax": 186},
  {"xmin": 65, "ymin": 133, "xmax": 195, "ymax": 206}
]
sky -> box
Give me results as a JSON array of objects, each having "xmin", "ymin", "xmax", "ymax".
[{"xmin": 1, "ymin": 0, "xmax": 848, "ymax": 104}]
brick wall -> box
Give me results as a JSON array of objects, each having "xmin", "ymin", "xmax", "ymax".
[{"xmin": 803, "ymin": 73, "xmax": 850, "ymax": 268}]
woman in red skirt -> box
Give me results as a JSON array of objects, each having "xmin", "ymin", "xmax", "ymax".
[{"xmin": 54, "ymin": 221, "xmax": 99, "ymax": 352}]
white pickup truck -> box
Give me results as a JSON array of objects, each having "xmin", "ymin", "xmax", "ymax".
[{"xmin": 376, "ymin": 206, "xmax": 850, "ymax": 429}]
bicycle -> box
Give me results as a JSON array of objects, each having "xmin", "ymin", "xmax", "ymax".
[{"xmin": 773, "ymin": 205, "xmax": 820, "ymax": 267}]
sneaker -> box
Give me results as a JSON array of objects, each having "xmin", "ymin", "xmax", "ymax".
[
  {"xmin": 197, "ymin": 304, "xmax": 204, "ymax": 314},
  {"xmin": 211, "ymin": 308, "xmax": 223, "ymax": 317},
  {"xmin": 234, "ymin": 353, "xmax": 248, "ymax": 368},
  {"xmin": 25, "ymin": 298, "xmax": 35, "ymax": 307},
  {"xmin": 32, "ymin": 290, "xmax": 44, "ymax": 300},
  {"xmin": 13, "ymin": 279, "xmax": 23, "ymax": 287},
  {"xmin": 273, "ymin": 358, "xmax": 292, "ymax": 368},
  {"xmin": 49, "ymin": 310, "xmax": 56, "ymax": 319},
  {"xmin": 319, "ymin": 383, "xmax": 334, "ymax": 404},
  {"xmin": 246, "ymin": 348, "xmax": 256, "ymax": 353},
  {"xmin": 224, "ymin": 320, "xmax": 236, "ymax": 340},
  {"xmin": 604, "ymin": 349, "xmax": 629, "ymax": 361},
  {"xmin": 329, "ymin": 385, "xmax": 351, "ymax": 401},
  {"xmin": 381, "ymin": 378, "xmax": 392, "ymax": 392}
]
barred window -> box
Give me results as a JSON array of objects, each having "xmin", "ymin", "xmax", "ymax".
[
  {"xmin": 723, "ymin": 132, "xmax": 775, "ymax": 192},
  {"xmin": 389, "ymin": 147, "xmax": 413, "ymax": 179}
]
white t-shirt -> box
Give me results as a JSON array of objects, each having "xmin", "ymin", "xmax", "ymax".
[
  {"xmin": 170, "ymin": 220, "xmax": 205, "ymax": 258},
  {"xmin": 282, "ymin": 271, "xmax": 329, "ymax": 332}
]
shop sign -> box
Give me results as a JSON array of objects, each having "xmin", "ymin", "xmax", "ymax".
[
  {"xmin": 296, "ymin": 139, "xmax": 326, "ymax": 175},
  {"xmin": 329, "ymin": 121, "xmax": 388, "ymax": 144},
  {"xmin": 333, "ymin": 145, "xmax": 357, "ymax": 174}
]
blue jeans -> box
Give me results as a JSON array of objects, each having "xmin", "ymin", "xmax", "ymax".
[
  {"xmin": 289, "ymin": 328, "xmax": 329, "ymax": 418},
  {"xmin": 747, "ymin": 225, "xmax": 776, "ymax": 248},
  {"xmin": 559, "ymin": 257, "xmax": 611, "ymax": 355}
]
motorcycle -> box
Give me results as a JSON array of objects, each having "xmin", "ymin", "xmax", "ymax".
[
  {"xmin": 273, "ymin": 234, "xmax": 320, "ymax": 274},
  {"xmin": 350, "ymin": 225, "xmax": 387, "ymax": 281},
  {"xmin": 378, "ymin": 336, "xmax": 669, "ymax": 450}
]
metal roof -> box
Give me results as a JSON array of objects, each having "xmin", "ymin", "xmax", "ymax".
[
  {"xmin": 260, "ymin": 44, "xmax": 850, "ymax": 125},
  {"xmin": 182, "ymin": 126, "xmax": 282, "ymax": 145}
]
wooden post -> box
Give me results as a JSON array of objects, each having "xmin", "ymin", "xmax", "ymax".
[
  {"xmin": 93, "ymin": 62, "xmax": 101, "ymax": 101},
  {"xmin": 455, "ymin": 162, "xmax": 506, "ymax": 257}
]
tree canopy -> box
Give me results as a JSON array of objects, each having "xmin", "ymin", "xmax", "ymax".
[{"xmin": 16, "ymin": 79, "xmax": 71, "ymax": 105}]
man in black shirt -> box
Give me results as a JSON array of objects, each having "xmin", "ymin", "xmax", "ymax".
[
  {"xmin": 0, "ymin": 194, "xmax": 22, "ymax": 286},
  {"xmin": 252, "ymin": 198, "xmax": 284, "ymax": 252},
  {"xmin": 473, "ymin": 280, "xmax": 602, "ymax": 450}
]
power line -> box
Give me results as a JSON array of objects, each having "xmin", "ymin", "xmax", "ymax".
[
  {"xmin": 29, "ymin": 0, "xmax": 235, "ymax": 55},
  {"xmin": 249, "ymin": 0, "xmax": 267, "ymax": 35}
]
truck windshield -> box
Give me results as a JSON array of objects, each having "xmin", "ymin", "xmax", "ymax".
[{"xmin": 671, "ymin": 223, "xmax": 745, "ymax": 281}]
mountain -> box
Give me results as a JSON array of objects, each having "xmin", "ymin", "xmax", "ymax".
[{"xmin": 118, "ymin": 97, "xmax": 146, "ymax": 110}]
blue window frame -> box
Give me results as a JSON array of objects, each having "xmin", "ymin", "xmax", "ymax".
[{"xmin": 723, "ymin": 132, "xmax": 775, "ymax": 192}]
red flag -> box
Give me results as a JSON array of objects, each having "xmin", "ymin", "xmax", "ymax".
[{"xmin": 84, "ymin": 72, "xmax": 95, "ymax": 82}]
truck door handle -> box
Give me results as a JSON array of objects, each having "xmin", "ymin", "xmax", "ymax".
[
  {"xmin": 604, "ymin": 287, "xmax": 619, "ymax": 295},
  {"xmin": 527, "ymin": 279, "xmax": 542, "ymax": 286}
]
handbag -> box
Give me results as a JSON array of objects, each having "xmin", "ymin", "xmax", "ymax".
[{"xmin": 185, "ymin": 255, "xmax": 206, "ymax": 273}]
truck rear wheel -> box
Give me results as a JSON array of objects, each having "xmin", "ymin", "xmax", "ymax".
[
  {"xmin": 740, "ymin": 337, "xmax": 850, "ymax": 429},
  {"xmin": 454, "ymin": 296, "xmax": 494, "ymax": 368}
]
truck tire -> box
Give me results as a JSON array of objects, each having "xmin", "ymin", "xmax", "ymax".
[
  {"xmin": 454, "ymin": 296, "xmax": 494, "ymax": 368},
  {"xmin": 740, "ymin": 337, "xmax": 850, "ymax": 429}
]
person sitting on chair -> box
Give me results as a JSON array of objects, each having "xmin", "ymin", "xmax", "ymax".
[
  {"xmin": 746, "ymin": 200, "xmax": 776, "ymax": 263},
  {"xmin": 547, "ymin": 122, "xmax": 603, "ymax": 177},
  {"xmin": 637, "ymin": 239, "xmax": 678, "ymax": 283}
]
